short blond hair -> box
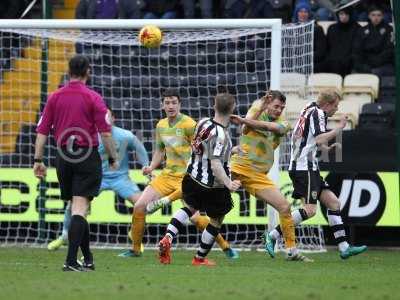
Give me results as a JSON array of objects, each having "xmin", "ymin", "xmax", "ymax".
[
  {"xmin": 317, "ymin": 89, "xmax": 341, "ymax": 106},
  {"xmin": 214, "ymin": 93, "xmax": 236, "ymax": 115}
]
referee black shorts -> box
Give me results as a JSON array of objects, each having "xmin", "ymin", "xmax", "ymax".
[
  {"xmin": 56, "ymin": 146, "xmax": 102, "ymax": 201},
  {"xmin": 288, "ymin": 170, "xmax": 330, "ymax": 205},
  {"xmin": 182, "ymin": 174, "xmax": 233, "ymax": 219}
]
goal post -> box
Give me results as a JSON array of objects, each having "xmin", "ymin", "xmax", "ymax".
[{"xmin": 0, "ymin": 19, "xmax": 323, "ymax": 251}]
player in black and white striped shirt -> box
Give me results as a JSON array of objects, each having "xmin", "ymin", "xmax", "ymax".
[
  {"xmin": 269, "ymin": 90, "xmax": 367, "ymax": 259},
  {"xmin": 186, "ymin": 117, "xmax": 232, "ymax": 187},
  {"xmin": 158, "ymin": 93, "xmax": 241, "ymax": 266}
]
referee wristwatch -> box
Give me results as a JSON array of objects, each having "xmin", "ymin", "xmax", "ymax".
[{"xmin": 34, "ymin": 158, "xmax": 43, "ymax": 163}]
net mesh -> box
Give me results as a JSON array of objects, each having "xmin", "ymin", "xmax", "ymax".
[{"xmin": 0, "ymin": 22, "xmax": 324, "ymax": 251}]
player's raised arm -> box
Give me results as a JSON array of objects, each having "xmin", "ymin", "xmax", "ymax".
[
  {"xmin": 237, "ymin": 91, "xmax": 288, "ymax": 135},
  {"xmin": 308, "ymin": 91, "xmax": 346, "ymax": 146},
  {"xmin": 314, "ymin": 114, "xmax": 347, "ymax": 146},
  {"xmin": 231, "ymin": 115, "xmax": 288, "ymax": 135}
]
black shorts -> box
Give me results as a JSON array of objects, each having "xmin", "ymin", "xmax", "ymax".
[
  {"xmin": 56, "ymin": 146, "xmax": 102, "ymax": 201},
  {"xmin": 182, "ymin": 174, "xmax": 233, "ymax": 218},
  {"xmin": 288, "ymin": 170, "xmax": 329, "ymax": 205}
]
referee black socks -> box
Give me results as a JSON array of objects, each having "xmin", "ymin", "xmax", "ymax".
[
  {"xmin": 80, "ymin": 218, "xmax": 93, "ymax": 263},
  {"xmin": 66, "ymin": 215, "xmax": 88, "ymax": 265}
]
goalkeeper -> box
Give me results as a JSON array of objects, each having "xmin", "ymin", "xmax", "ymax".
[
  {"xmin": 230, "ymin": 90, "xmax": 311, "ymax": 261},
  {"xmin": 47, "ymin": 107, "xmax": 149, "ymax": 251}
]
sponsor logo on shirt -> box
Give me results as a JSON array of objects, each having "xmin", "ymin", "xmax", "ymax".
[
  {"xmin": 213, "ymin": 140, "xmax": 224, "ymax": 156},
  {"xmin": 176, "ymin": 128, "xmax": 183, "ymax": 137}
]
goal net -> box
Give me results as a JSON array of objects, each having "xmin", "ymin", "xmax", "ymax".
[{"xmin": 0, "ymin": 19, "xmax": 324, "ymax": 251}]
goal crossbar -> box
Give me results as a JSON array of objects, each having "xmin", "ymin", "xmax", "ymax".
[{"xmin": 0, "ymin": 19, "xmax": 282, "ymax": 29}]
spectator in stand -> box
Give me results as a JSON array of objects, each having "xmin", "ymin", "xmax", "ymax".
[
  {"xmin": 183, "ymin": 0, "xmax": 213, "ymax": 18},
  {"xmin": 75, "ymin": 0, "xmax": 118, "ymax": 19},
  {"xmin": 355, "ymin": 0, "xmax": 392, "ymax": 23},
  {"xmin": 323, "ymin": 4, "xmax": 360, "ymax": 77},
  {"xmin": 119, "ymin": 0, "xmax": 143, "ymax": 19},
  {"xmin": 223, "ymin": 0, "xmax": 286, "ymax": 19},
  {"xmin": 247, "ymin": 1, "xmax": 274, "ymax": 19},
  {"xmin": 293, "ymin": 1, "xmax": 327, "ymax": 73},
  {"xmin": 309, "ymin": 0, "xmax": 335, "ymax": 21},
  {"xmin": 142, "ymin": 0, "xmax": 178, "ymax": 19},
  {"xmin": 266, "ymin": 0, "xmax": 293, "ymax": 23},
  {"xmin": 352, "ymin": 5, "xmax": 394, "ymax": 77},
  {"xmin": 293, "ymin": 0, "xmax": 336, "ymax": 21}
]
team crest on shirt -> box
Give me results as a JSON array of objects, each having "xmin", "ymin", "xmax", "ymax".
[
  {"xmin": 311, "ymin": 191, "xmax": 318, "ymax": 200},
  {"xmin": 176, "ymin": 128, "xmax": 184, "ymax": 136},
  {"xmin": 380, "ymin": 28, "xmax": 386, "ymax": 35},
  {"xmin": 364, "ymin": 29, "xmax": 370, "ymax": 35}
]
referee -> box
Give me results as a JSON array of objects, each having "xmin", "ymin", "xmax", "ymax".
[{"xmin": 33, "ymin": 55, "xmax": 118, "ymax": 272}]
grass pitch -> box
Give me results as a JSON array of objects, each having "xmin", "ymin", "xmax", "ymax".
[{"xmin": 0, "ymin": 248, "xmax": 398, "ymax": 300}]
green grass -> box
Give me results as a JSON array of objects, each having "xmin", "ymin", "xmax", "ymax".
[{"xmin": 0, "ymin": 248, "xmax": 398, "ymax": 300}]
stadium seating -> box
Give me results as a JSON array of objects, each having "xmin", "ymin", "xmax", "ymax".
[
  {"xmin": 280, "ymin": 72, "xmax": 306, "ymax": 96},
  {"xmin": 307, "ymin": 73, "xmax": 343, "ymax": 96},
  {"xmin": 281, "ymin": 72, "xmax": 307, "ymax": 126},
  {"xmin": 0, "ymin": 18, "xmax": 390, "ymax": 160},
  {"xmin": 336, "ymin": 74, "xmax": 380, "ymax": 125},
  {"xmin": 343, "ymin": 73, "xmax": 379, "ymax": 101},
  {"xmin": 379, "ymin": 76, "xmax": 396, "ymax": 103},
  {"xmin": 0, "ymin": 38, "xmax": 74, "ymax": 154},
  {"xmin": 327, "ymin": 112, "xmax": 357, "ymax": 130},
  {"xmin": 358, "ymin": 103, "xmax": 395, "ymax": 130}
]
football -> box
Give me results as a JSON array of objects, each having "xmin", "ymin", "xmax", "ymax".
[{"xmin": 138, "ymin": 25, "xmax": 163, "ymax": 48}]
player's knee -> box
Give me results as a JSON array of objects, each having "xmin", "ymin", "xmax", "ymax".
[
  {"xmin": 277, "ymin": 201, "xmax": 291, "ymax": 215},
  {"xmin": 133, "ymin": 200, "xmax": 146, "ymax": 212},
  {"xmin": 128, "ymin": 193, "xmax": 141, "ymax": 205},
  {"xmin": 209, "ymin": 217, "xmax": 223, "ymax": 229},
  {"xmin": 303, "ymin": 205, "xmax": 317, "ymax": 217},
  {"xmin": 71, "ymin": 197, "xmax": 89, "ymax": 216}
]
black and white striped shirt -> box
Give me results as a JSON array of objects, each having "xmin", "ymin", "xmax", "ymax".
[
  {"xmin": 289, "ymin": 102, "xmax": 327, "ymax": 171},
  {"xmin": 187, "ymin": 118, "xmax": 232, "ymax": 188}
]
